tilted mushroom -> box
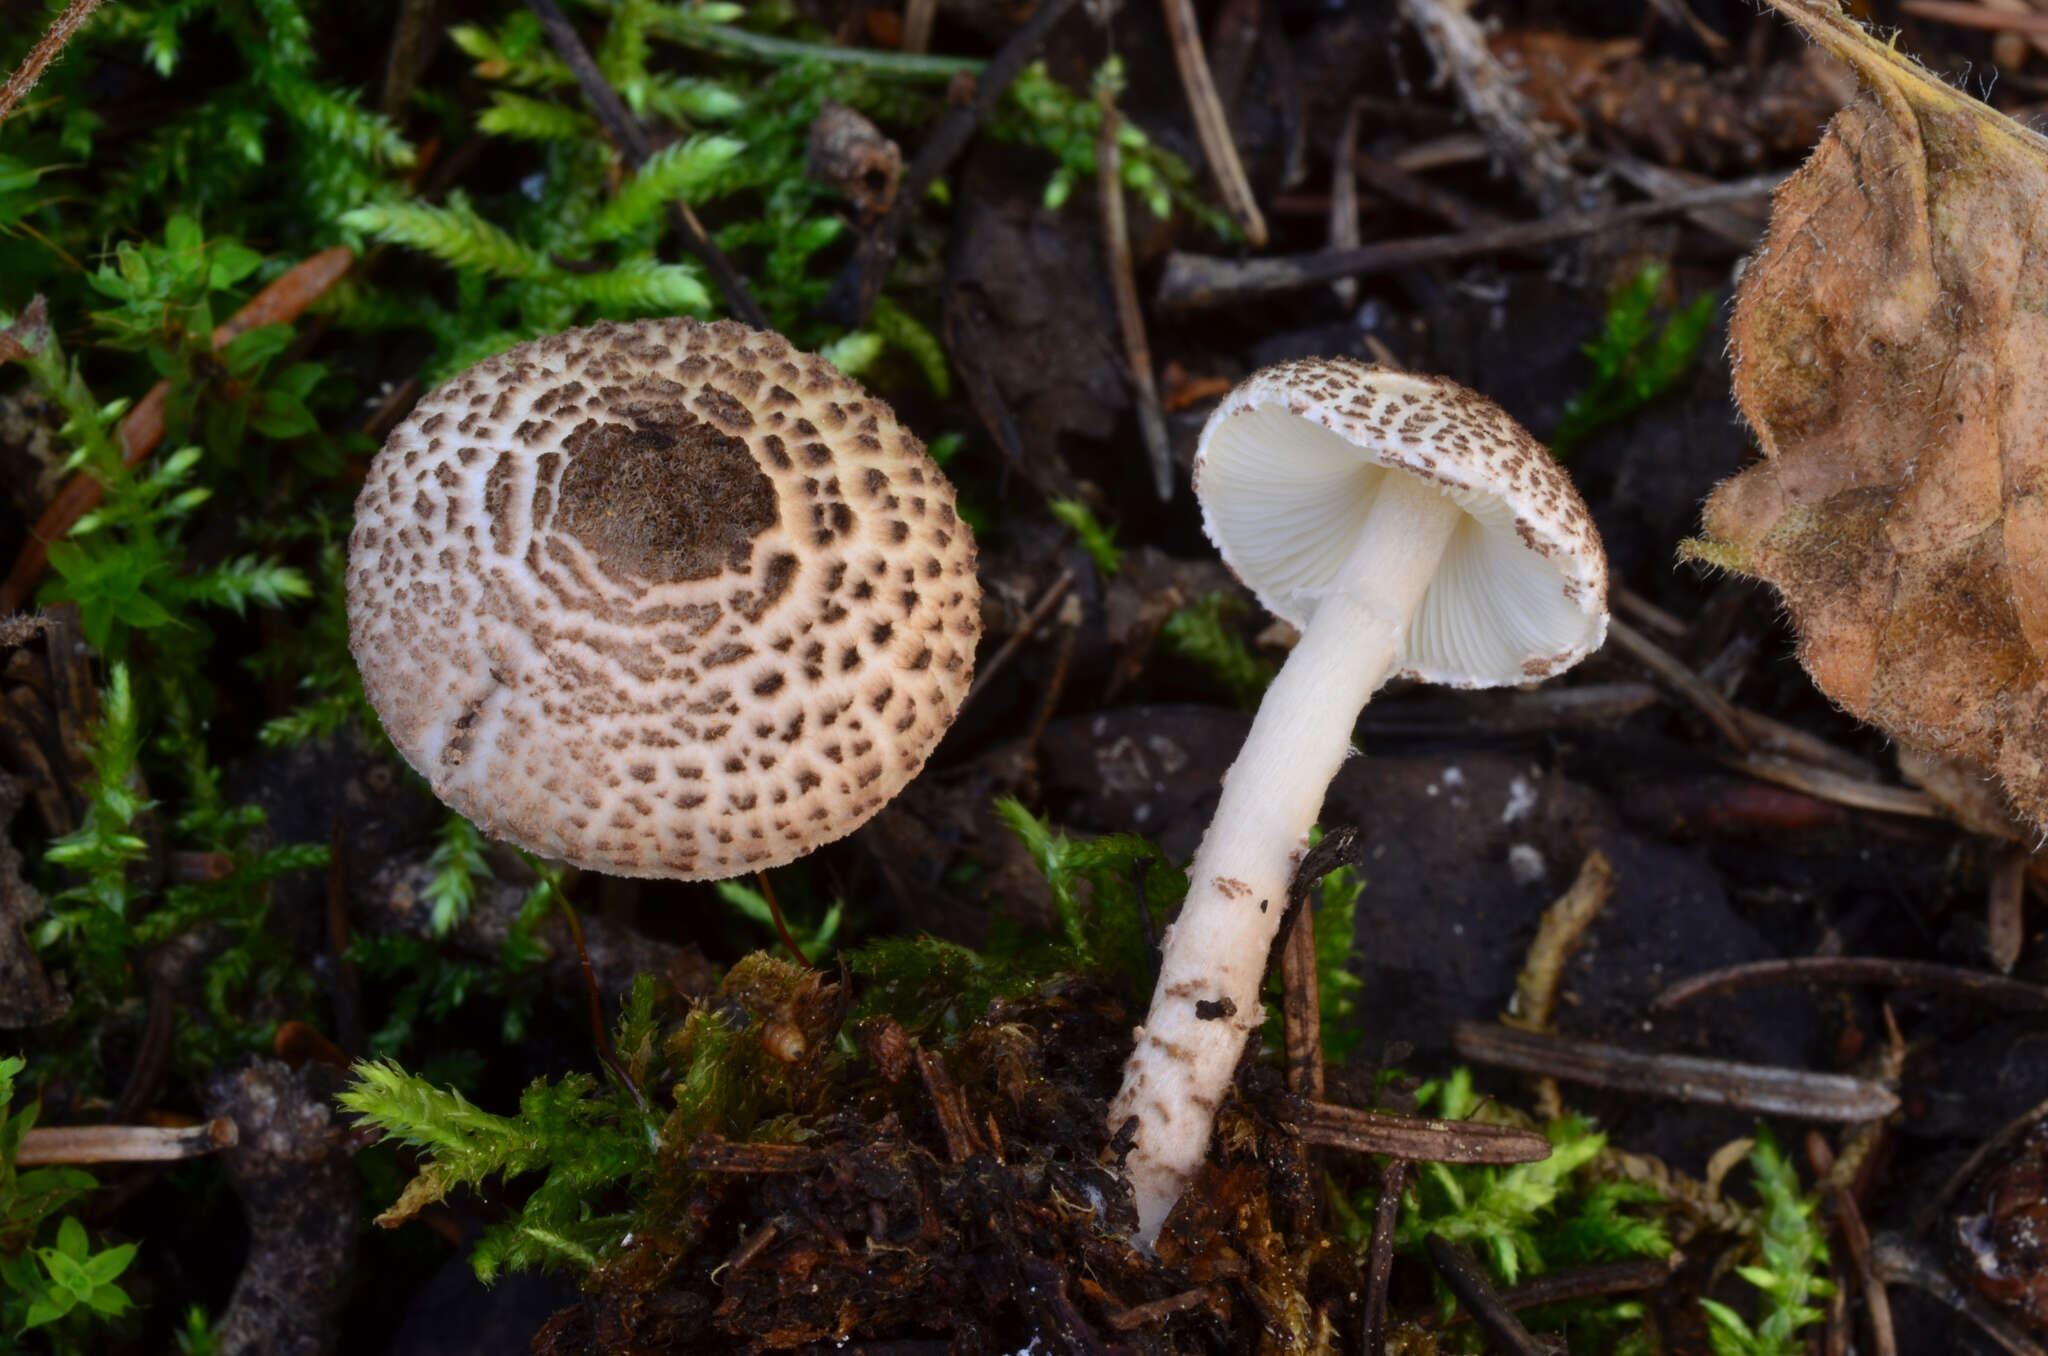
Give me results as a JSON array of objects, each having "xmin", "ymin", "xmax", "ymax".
[
  {"xmin": 346, "ymin": 318, "xmax": 980, "ymax": 880},
  {"xmin": 1108, "ymin": 359, "xmax": 1607, "ymax": 1242}
]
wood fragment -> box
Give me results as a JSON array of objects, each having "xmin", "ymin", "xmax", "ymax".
[
  {"xmin": 917, "ymin": 1047, "xmax": 980, "ymax": 1164},
  {"xmin": 1452, "ymin": 1022, "xmax": 1899, "ymax": 1122},
  {"xmin": 686, "ymin": 1134, "xmax": 827, "ymax": 1174},
  {"xmin": 1654, "ymin": 955, "xmax": 2048, "ymax": 1015},
  {"xmin": 1105, "ymin": 1286, "xmax": 1213, "ymax": 1330},
  {"xmin": 1360, "ymin": 1159, "xmax": 1405, "ymax": 1355},
  {"xmin": 16, "ymin": 1118, "xmax": 237, "ymax": 1165},
  {"xmin": 1160, "ymin": 0, "xmax": 1267, "ymax": 246},
  {"xmin": 1298, "ymin": 1101, "xmax": 1553, "ymax": 1164},
  {"xmin": 1726, "ymin": 753, "xmax": 1941, "ymax": 821},
  {"xmin": 1810, "ymin": 1131, "xmax": 1897, "ymax": 1356},
  {"xmin": 901, "ymin": 0, "xmax": 937, "ymax": 54},
  {"xmin": 1395, "ymin": 0, "xmax": 1587, "ymax": 215},
  {"xmin": 1096, "ymin": 93, "xmax": 1174, "ymax": 502},
  {"xmin": 1155, "ymin": 174, "xmax": 1780, "ymax": 309},
  {"xmin": 1609, "ymin": 615, "xmax": 1752, "ymax": 751},
  {"xmin": 1277, "ymin": 888, "xmax": 1323, "ymax": 1103},
  {"xmin": 1506, "ymin": 849, "xmax": 1615, "ymax": 1121},
  {"xmin": 1424, "ymin": 1234, "xmax": 1550, "ymax": 1356}
]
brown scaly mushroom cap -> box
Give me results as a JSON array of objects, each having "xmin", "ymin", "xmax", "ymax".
[{"xmin": 346, "ymin": 319, "xmax": 980, "ymax": 880}]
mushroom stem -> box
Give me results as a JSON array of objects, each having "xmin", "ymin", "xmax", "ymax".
[{"xmin": 1109, "ymin": 471, "xmax": 1464, "ymax": 1243}]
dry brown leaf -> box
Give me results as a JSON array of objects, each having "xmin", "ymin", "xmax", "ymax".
[{"xmin": 1694, "ymin": 0, "xmax": 2048, "ymax": 832}]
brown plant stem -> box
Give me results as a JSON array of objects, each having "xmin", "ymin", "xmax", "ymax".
[
  {"xmin": 824, "ymin": 0, "xmax": 1086, "ymax": 325},
  {"xmin": 0, "ymin": 0, "xmax": 103, "ymax": 125},
  {"xmin": 1159, "ymin": 0, "xmax": 1267, "ymax": 245},
  {"xmin": 0, "ymin": 246, "xmax": 356, "ymax": 613},
  {"xmin": 524, "ymin": 0, "xmax": 767, "ymax": 329},
  {"xmin": 1096, "ymin": 92, "xmax": 1174, "ymax": 502}
]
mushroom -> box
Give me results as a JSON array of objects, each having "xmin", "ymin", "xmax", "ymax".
[
  {"xmin": 346, "ymin": 318, "xmax": 980, "ymax": 880},
  {"xmin": 1107, "ymin": 359, "xmax": 1607, "ymax": 1242}
]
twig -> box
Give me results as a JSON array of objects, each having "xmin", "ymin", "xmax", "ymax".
[
  {"xmin": 961, "ymin": 568, "xmax": 1077, "ymax": 709},
  {"xmin": 1424, "ymin": 1234, "xmax": 1550, "ymax": 1356},
  {"xmin": 380, "ymin": 0, "xmax": 441, "ymax": 117},
  {"xmin": 1156, "ymin": 174, "xmax": 1781, "ymax": 308},
  {"xmin": 1096, "ymin": 92, "xmax": 1174, "ymax": 502},
  {"xmin": 1726, "ymin": 754, "xmax": 1940, "ymax": 821},
  {"xmin": 1105, "ymin": 1286, "xmax": 1214, "ymax": 1331},
  {"xmin": 917, "ymin": 1047, "xmax": 981, "ymax": 1164},
  {"xmin": 524, "ymin": 0, "xmax": 766, "ymax": 329},
  {"xmin": 663, "ymin": 18, "xmax": 982, "ymax": 77},
  {"xmin": 553, "ymin": 888, "xmax": 648, "ymax": 1114},
  {"xmin": 1810, "ymin": 1132, "xmax": 1896, "ymax": 1356},
  {"xmin": 1990, "ymin": 845, "xmax": 2030, "ymax": 974},
  {"xmin": 1869, "ymin": 1233, "xmax": 2048, "ymax": 1356},
  {"xmin": 687, "ymin": 1133, "xmax": 826, "ymax": 1173},
  {"xmin": 1357, "ymin": 681, "xmax": 1660, "ymax": 739},
  {"xmin": 1277, "ymin": 900, "xmax": 1323, "ymax": 1101},
  {"xmin": 17, "ymin": 1119, "xmax": 237, "ymax": 1165},
  {"xmin": 1327, "ymin": 101, "xmax": 1364, "ymax": 309},
  {"xmin": 1902, "ymin": 0, "xmax": 2048, "ymax": 33},
  {"xmin": 902, "ymin": 0, "xmax": 938, "ymax": 53},
  {"xmin": 1653, "ymin": 955, "xmax": 2048, "ymax": 1016},
  {"xmin": 0, "ymin": 0, "xmax": 103, "ymax": 125},
  {"xmin": 1353, "ymin": 148, "xmax": 1506, "ymax": 233},
  {"xmin": 1452, "ymin": 1022, "xmax": 1900, "ymax": 1121},
  {"xmin": 755, "ymin": 869, "xmax": 812, "ymax": 969},
  {"xmin": 1608, "ymin": 615, "xmax": 1751, "ymax": 751},
  {"xmin": 1507, "ymin": 849, "xmax": 1615, "ymax": 1120},
  {"xmin": 824, "ymin": 0, "xmax": 1086, "ymax": 325},
  {"xmin": 1359, "ymin": 1159, "xmax": 1405, "ymax": 1355},
  {"xmin": 1159, "ymin": 0, "xmax": 1267, "ymax": 246},
  {"xmin": 1395, "ymin": 0, "xmax": 1586, "ymax": 215},
  {"xmin": 0, "ymin": 247, "xmax": 356, "ymax": 613},
  {"xmin": 1298, "ymin": 1101, "xmax": 1553, "ymax": 1163},
  {"xmin": 1492, "ymin": 1255, "xmax": 1682, "ymax": 1312},
  {"xmin": 1278, "ymin": 826, "xmax": 1357, "ymax": 1102}
]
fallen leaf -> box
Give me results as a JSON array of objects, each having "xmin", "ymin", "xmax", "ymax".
[{"xmin": 1694, "ymin": 0, "xmax": 2048, "ymax": 831}]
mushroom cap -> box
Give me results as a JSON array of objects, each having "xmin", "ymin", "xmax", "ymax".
[
  {"xmin": 1193, "ymin": 359, "xmax": 1606, "ymax": 687},
  {"xmin": 346, "ymin": 318, "xmax": 981, "ymax": 880}
]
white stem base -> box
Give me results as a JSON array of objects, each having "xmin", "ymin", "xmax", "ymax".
[{"xmin": 1108, "ymin": 472, "xmax": 1463, "ymax": 1243}]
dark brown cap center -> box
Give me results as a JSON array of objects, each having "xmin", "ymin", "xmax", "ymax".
[{"xmin": 555, "ymin": 412, "xmax": 778, "ymax": 581}]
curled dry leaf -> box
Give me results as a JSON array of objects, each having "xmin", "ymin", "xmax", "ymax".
[{"xmin": 1695, "ymin": 0, "xmax": 2048, "ymax": 832}]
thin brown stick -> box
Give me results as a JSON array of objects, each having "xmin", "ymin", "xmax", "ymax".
[
  {"xmin": 0, "ymin": 246, "xmax": 356, "ymax": 612},
  {"xmin": 901, "ymin": 0, "xmax": 938, "ymax": 53},
  {"xmin": 1155, "ymin": 174, "xmax": 1780, "ymax": 309},
  {"xmin": 0, "ymin": 0, "xmax": 103, "ymax": 125},
  {"xmin": 1106, "ymin": 1286, "xmax": 1214, "ymax": 1331},
  {"xmin": 1902, "ymin": 0, "xmax": 2048, "ymax": 33},
  {"xmin": 1299, "ymin": 1101, "xmax": 1553, "ymax": 1163},
  {"xmin": 917, "ymin": 1048, "xmax": 980, "ymax": 1164},
  {"xmin": 961, "ymin": 568, "xmax": 1077, "ymax": 709},
  {"xmin": 1395, "ymin": 0, "xmax": 1585, "ymax": 214},
  {"xmin": 1327, "ymin": 101, "xmax": 1364, "ymax": 309},
  {"xmin": 1425, "ymin": 1234, "xmax": 1549, "ymax": 1356},
  {"xmin": 524, "ymin": 0, "xmax": 766, "ymax": 329},
  {"xmin": 1452, "ymin": 1022, "xmax": 1899, "ymax": 1121},
  {"xmin": 1159, "ymin": 0, "xmax": 1267, "ymax": 246},
  {"xmin": 1096, "ymin": 92, "xmax": 1174, "ymax": 502},
  {"xmin": 755, "ymin": 870, "xmax": 813, "ymax": 968},
  {"xmin": 824, "ymin": 0, "xmax": 1085, "ymax": 325},
  {"xmin": 17, "ymin": 1119, "xmax": 236, "ymax": 1165},
  {"xmin": 554, "ymin": 889, "xmax": 648, "ymax": 1114},
  {"xmin": 1359, "ymin": 1159, "xmax": 1405, "ymax": 1355},
  {"xmin": 1507, "ymin": 849, "xmax": 1615, "ymax": 1121},
  {"xmin": 1724, "ymin": 753, "xmax": 1940, "ymax": 820},
  {"xmin": 1653, "ymin": 955, "xmax": 2048, "ymax": 1015},
  {"xmin": 1278, "ymin": 894, "xmax": 1323, "ymax": 1101},
  {"xmin": 1608, "ymin": 615, "xmax": 1752, "ymax": 751},
  {"xmin": 1809, "ymin": 1131, "xmax": 1897, "ymax": 1356}
]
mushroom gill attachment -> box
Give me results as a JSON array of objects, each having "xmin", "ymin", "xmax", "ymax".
[{"xmin": 346, "ymin": 319, "xmax": 980, "ymax": 880}]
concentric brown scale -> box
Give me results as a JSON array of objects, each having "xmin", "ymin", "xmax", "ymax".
[{"xmin": 347, "ymin": 319, "xmax": 980, "ymax": 879}]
